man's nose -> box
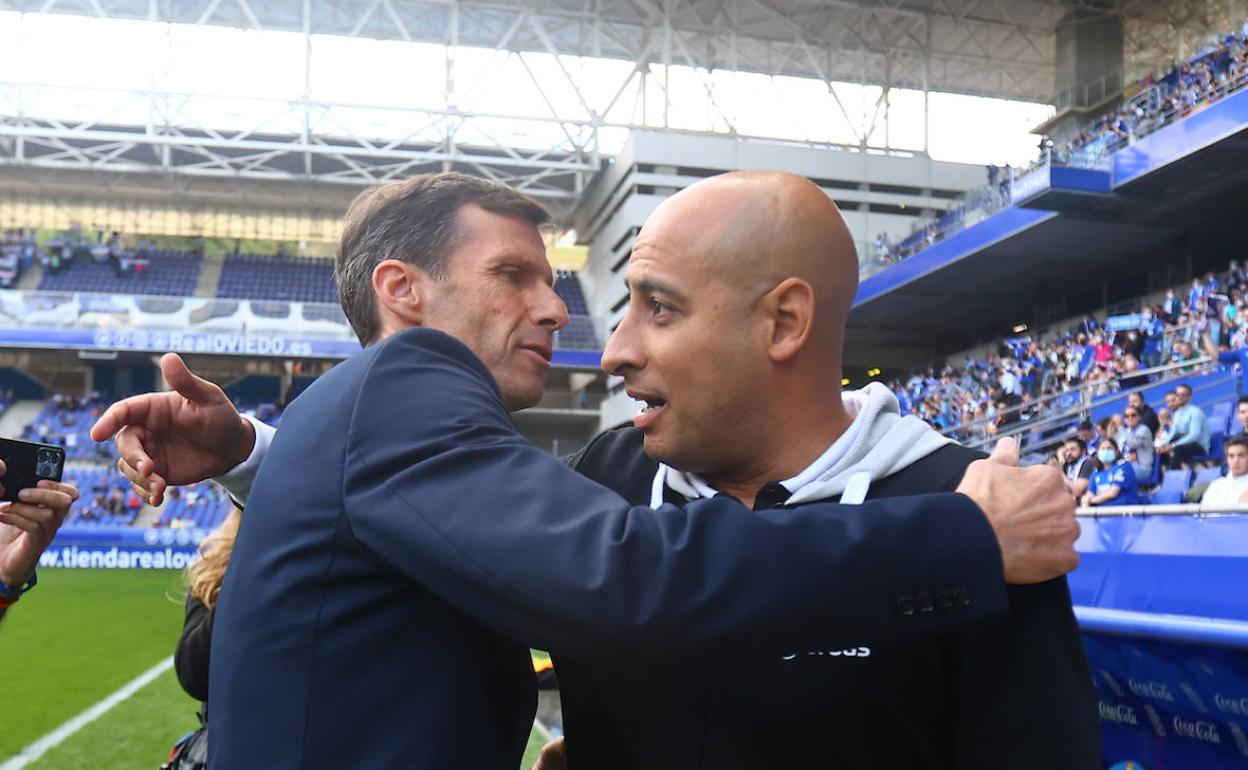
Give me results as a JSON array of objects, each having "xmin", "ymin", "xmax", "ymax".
[
  {"xmin": 536, "ymin": 284, "xmax": 569, "ymax": 332},
  {"xmin": 601, "ymin": 312, "xmax": 641, "ymax": 376}
]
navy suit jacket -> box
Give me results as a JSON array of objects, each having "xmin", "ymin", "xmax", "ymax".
[{"xmin": 209, "ymin": 327, "xmax": 1009, "ymax": 770}]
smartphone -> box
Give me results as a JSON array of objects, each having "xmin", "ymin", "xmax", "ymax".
[{"xmin": 0, "ymin": 438, "xmax": 66, "ymax": 503}]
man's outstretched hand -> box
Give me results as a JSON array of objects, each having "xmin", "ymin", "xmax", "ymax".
[
  {"xmin": 955, "ymin": 437, "xmax": 1081, "ymax": 585},
  {"xmin": 89, "ymin": 353, "xmax": 254, "ymax": 507}
]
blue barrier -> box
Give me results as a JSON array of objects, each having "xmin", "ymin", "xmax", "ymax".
[{"xmin": 1075, "ymin": 514, "xmax": 1248, "ymax": 767}]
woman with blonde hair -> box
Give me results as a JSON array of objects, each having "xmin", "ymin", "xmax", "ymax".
[
  {"xmin": 176, "ymin": 508, "xmax": 241, "ymax": 702},
  {"xmin": 162, "ymin": 508, "xmax": 240, "ymax": 770}
]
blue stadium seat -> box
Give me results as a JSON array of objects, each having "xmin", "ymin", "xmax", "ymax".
[
  {"xmin": 37, "ymin": 250, "xmax": 203, "ymax": 296},
  {"xmin": 1151, "ymin": 468, "xmax": 1193, "ymax": 504},
  {"xmin": 1193, "ymin": 465, "xmax": 1224, "ymax": 489}
]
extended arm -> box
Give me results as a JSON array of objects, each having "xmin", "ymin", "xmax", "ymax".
[{"xmin": 344, "ymin": 330, "xmax": 1012, "ymax": 659}]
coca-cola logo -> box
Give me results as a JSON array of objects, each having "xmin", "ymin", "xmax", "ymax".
[
  {"xmin": 1215, "ymin": 693, "xmax": 1248, "ymax": 717},
  {"xmin": 1172, "ymin": 716, "xmax": 1222, "ymax": 744},
  {"xmin": 1098, "ymin": 701, "xmax": 1138, "ymax": 725},
  {"xmin": 1127, "ymin": 678, "xmax": 1175, "ymax": 702}
]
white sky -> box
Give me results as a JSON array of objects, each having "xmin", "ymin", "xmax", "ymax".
[{"xmin": 0, "ymin": 11, "xmax": 1055, "ymax": 167}]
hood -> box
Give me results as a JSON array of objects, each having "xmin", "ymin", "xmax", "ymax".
[{"xmin": 653, "ymin": 382, "xmax": 956, "ymax": 508}]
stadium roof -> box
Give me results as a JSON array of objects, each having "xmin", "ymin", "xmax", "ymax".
[
  {"xmin": 0, "ymin": 0, "xmax": 1235, "ymax": 219},
  {"xmin": 3, "ymin": 0, "xmax": 1232, "ymax": 103}
]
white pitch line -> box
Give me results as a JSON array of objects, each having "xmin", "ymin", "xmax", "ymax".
[
  {"xmin": 532, "ymin": 718, "xmax": 554, "ymax": 742},
  {"xmin": 0, "ymin": 656, "xmax": 174, "ymax": 770}
]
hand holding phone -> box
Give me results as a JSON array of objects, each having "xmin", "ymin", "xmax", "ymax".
[{"xmin": 0, "ymin": 438, "xmax": 66, "ymax": 503}]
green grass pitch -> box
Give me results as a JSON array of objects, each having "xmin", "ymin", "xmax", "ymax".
[{"xmin": 0, "ymin": 569, "xmax": 546, "ymax": 769}]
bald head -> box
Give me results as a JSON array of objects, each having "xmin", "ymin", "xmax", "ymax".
[
  {"xmin": 603, "ymin": 169, "xmax": 860, "ymax": 491},
  {"xmin": 638, "ymin": 171, "xmax": 859, "ymax": 338}
]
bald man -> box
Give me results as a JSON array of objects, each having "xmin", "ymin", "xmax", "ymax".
[
  {"xmin": 92, "ymin": 171, "xmax": 1083, "ymax": 768},
  {"xmin": 546, "ymin": 171, "xmax": 1099, "ymax": 769}
]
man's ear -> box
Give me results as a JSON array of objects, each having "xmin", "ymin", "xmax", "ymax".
[
  {"xmin": 372, "ymin": 259, "xmax": 430, "ymax": 331},
  {"xmin": 761, "ymin": 277, "xmax": 815, "ymax": 363}
]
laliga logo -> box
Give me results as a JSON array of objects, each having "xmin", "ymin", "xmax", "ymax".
[
  {"xmin": 1127, "ymin": 678, "xmax": 1175, "ymax": 702},
  {"xmin": 781, "ymin": 647, "xmax": 871, "ymax": 661},
  {"xmin": 1214, "ymin": 693, "xmax": 1248, "ymax": 717},
  {"xmin": 1172, "ymin": 716, "xmax": 1221, "ymax": 744},
  {"xmin": 1097, "ymin": 702, "xmax": 1138, "ymax": 725}
]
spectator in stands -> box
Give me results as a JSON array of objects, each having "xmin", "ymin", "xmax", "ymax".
[
  {"xmin": 1117, "ymin": 405, "xmax": 1155, "ymax": 480},
  {"xmin": 1235, "ymin": 396, "xmax": 1248, "ymax": 438},
  {"xmin": 1200, "ymin": 437, "xmax": 1248, "ymax": 507},
  {"xmin": 1081, "ymin": 438, "xmax": 1143, "ymax": 508},
  {"xmin": 1126, "ymin": 391, "xmax": 1160, "ymax": 435},
  {"xmin": 1160, "ymin": 383, "xmax": 1210, "ymax": 468},
  {"xmin": 1076, "ymin": 420, "xmax": 1098, "ymax": 455},
  {"xmin": 1059, "ymin": 437, "xmax": 1095, "ymax": 497},
  {"xmin": 0, "ymin": 472, "xmax": 79, "ymax": 625}
]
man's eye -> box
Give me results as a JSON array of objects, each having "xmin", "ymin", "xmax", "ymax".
[{"xmin": 649, "ymin": 299, "xmax": 671, "ymax": 316}]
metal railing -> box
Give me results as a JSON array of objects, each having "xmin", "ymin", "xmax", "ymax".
[
  {"xmin": 1076, "ymin": 503, "xmax": 1248, "ymax": 517},
  {"xmin": 941, "ymin": 355, "xmax": 1218, "ymax": 456},
  {"xmin": 1058, "ymin": 69, "xmax": 1248, "ymax": 170}
]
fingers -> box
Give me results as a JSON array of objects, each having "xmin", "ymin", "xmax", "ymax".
[
  {"xmin": 987, "ymin": 437, "xmax": 1020, "ymax": 466},
  {"xmin": 37, "ymin": 479, "xmax": 80, "ymax": 502},
  {"xmin": 0, "ymin": 499, "xmax": 58, "ymax": 535},
  {"xmin": 90, "ymin": 395, "xmax": 158, "ymax": 443},
  {"xmin": 17, "ymin": 486, "xmax": 74, "ymax": 515},
  {"xmin": 116, "ymin": 425, "xmax": 157, "ymax": 478},
  {"xmin": 117, "ymin": 456, "xmax": 166, "ymax": 506},
  {"xmin": 160, "ymin": 353, "xmax": 226, "ymax": 406}
]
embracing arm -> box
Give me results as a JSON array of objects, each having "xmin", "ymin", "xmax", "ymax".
[{"xmin": 343, "ymin": 329, "xmax": 1015, "ymax": 660}]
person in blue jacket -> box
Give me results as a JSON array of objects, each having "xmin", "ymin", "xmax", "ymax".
[
  {"xmin": 92, "ymin": 172, "xmax": 1079, "ymax": 770},
  {"xmin": 1083, "ymin": 438, "xmax": 1143, "ymax": 507}
]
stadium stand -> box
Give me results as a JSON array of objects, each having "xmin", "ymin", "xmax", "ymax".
[
  {"xmin": 22, "ymin": 394, "xmax": 116, "ymax": 462},
  {"xmin": 62, "ymin": 466, "xmax": 142, "ymax": 528},
  {"xmin": 154, "ymin": 481, "xmax": 233, "ymax": 530},
  {"xmin": 889, "ymin": 257, "xmax": 1248, "ymax": 502},
  {"xmin": 870, "ymin": 21, "xmax": 1248, "ymax": 270},
  {"xmin": 553, "ymin": 269, "xmax": 598, "ymax": 349},
  {"xmin": 216, "ymin": 253, "xmax": 337, "ymax": 303},
  {"xmin": 37, "ymin": 249, "xmax": 203, "ymax": 297}
]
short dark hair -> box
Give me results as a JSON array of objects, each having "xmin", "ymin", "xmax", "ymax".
[
  {"xmin": 335, "ymin": 172, "xmax": 550, "ymax": 345},
  {"xmin": 1227, "ymin": 436, "xmax": 1248, "ymax": 453},
  {"xmin": 1078, "ymin": 420, "xmax": 1094, "ymax": 432},
  {"xmin": 1237, "ymin": 396, "xmax": 1248, "ymax": 409},
  {"xmin": 1176, "ymin": 383, "xmax": 1193, "ymax": 395}
]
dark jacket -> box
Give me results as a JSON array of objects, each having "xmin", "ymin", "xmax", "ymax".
[
  {"xmin": 557, "ymin": 426, "xmax": 1101, "ymax": 770},
  {"xmin": 175, "ymin": 595, "xmax": 212, "ymax": 704},
  {"xmin": 208, "ymin": 327, "xmax": 1010, "ymax": 770}
]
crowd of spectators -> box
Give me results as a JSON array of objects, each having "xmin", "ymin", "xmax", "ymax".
[
  {"xmin": 23, "ymin": 393, "xmax": 117, "ymax": 462},
  {"xmin": 890, "ymin": 259, "xmax": 1248, "ymax": 458},
  {"xmin": 868, "ymin": 20, "xmax": 1248, "ymax": 276},
  {"xmin": 1053, "ymin": 22, "xmax": 1248, "ymax": 166}
]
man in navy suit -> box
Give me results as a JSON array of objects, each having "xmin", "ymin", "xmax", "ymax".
[{"xmin": 93, "ymin": 172, "xmax": 1079, "ymax": 769}]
